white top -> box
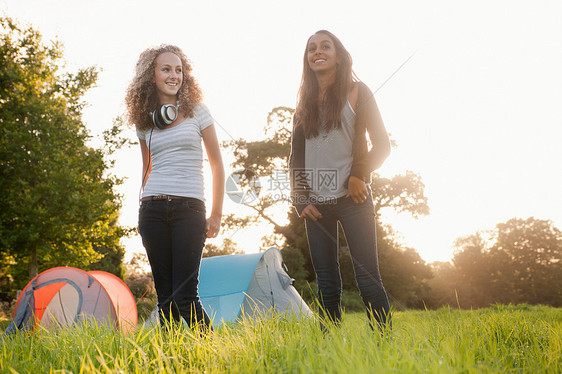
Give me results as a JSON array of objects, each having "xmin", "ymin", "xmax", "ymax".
[
  {"xmin": 305, "ymin": 101, "xmax": 356, "ymax": 201},
  {"xmin": 137, "ymin": 103, "xmax": 214, "ymax": 201}
]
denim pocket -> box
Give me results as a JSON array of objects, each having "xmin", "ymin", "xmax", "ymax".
[{"xmin": 182, "ymin": 199, "xmax": 206, "ymax": 214}]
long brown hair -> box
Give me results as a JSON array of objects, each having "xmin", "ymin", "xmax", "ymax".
[
  {"xmin": 295, "ymin": 30, "xmax": 358, "ymax": 138},
  {"xmin": 125, "ymin": 44, "xmax": 203, "ymax": 131}
]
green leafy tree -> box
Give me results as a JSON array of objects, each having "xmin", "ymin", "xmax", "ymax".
[
  {"xmin": 444, "ymin": 217, "xmax": 562, "ymax": 308},
  {"xmin": 123, "ymin": 253, "xmax": 155, "ymax": 319},
  {"xmin": 223, "ymin": 106, "xmax": 432, "ymax": 309},
  {"xmin": 450, "ymin": 232, "xmax": 496, "ymax": 307},
  {"xmin": 424, "ymin": 261, "xmax": 459, "ymax": 308},
  {"xmin": 376, "ymin": 225, "xmax": 432, "ymax": 308},
  {"xmin": 491, "ymin": 217, "xmax": 562, "ymax": 305},
  {"xmin": 222, "ymin": 107, "xmax": 298, "ymax": 243},
  {"xmin": 0, "ymin": 17, "xmax": 130, "ymax": 292},
  {"xmin": 203, "ymin": 238, "xmax": 244, "ymax": 258}
]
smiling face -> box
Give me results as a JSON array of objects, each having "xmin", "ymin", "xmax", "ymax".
[
  {"xmin": 153, "ymin": 52, "xmax": 183, "ymax": 104},
  {"xmin": 307, "ymin": 32, "xmax": 339, "ymax": 76}
]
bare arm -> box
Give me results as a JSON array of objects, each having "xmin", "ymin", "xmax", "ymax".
[
  {"xmin": 139, "ymin": 139, "xmax": 152, "ymax": 189},
  {"xmin": 202, "ymin": 124, "xmax": 225, "ymax": 238}
]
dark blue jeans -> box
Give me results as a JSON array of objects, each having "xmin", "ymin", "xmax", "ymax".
[
  {"xmin": 138, "ymin": 197, "xmax": 211, "ymax": 328},
  {"xmin": 305, "ymin": 194, "xmax": 391, "ymax": 329}
]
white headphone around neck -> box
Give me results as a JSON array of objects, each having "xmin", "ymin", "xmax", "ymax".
[{"xmin": 151, "ymin": 101, "xmax": 179, "ymax": 129}]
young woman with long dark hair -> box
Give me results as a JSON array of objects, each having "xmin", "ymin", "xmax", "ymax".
[
  {"xmin": 290, "ymin": 30, "xmax": 392, "ymax": 330},
  {"xmin": 125, "ymin": 44, "xmax": 224, "ymax": 330}
]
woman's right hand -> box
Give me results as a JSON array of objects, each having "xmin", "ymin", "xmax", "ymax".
[
  {"xmin": 206, "ymin": 214, "xmax": 221, "ymax": 239},
  {"xmin": 301, "ymin": 204, "xmax": 323, "ymax": 221}
]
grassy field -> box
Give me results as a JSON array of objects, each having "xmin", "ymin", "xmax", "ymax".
[{"xmin": 1, "ymin": 304, "xmax": 560, "ymax": 373}]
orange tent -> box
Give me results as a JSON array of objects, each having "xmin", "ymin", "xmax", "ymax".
[{"xmin": 5, "ymin": 267, "xmax": 137, "ymax": 335}]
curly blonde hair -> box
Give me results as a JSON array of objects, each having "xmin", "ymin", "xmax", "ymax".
[{"xmin": 125, "ymin": 44, "xmax": 203, "ymax": 131}]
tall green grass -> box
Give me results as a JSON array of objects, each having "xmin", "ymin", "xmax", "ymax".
[{"xmin": 1, "ymin": 305, "xmax": 560, "ymax": 373}]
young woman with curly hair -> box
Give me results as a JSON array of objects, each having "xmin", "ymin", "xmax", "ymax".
[
  {"xmin": 125, "ymin": 44, "xmax": 224, "ymax": 330},
  {"xmin": 289, "ymin": 30, "xmax": 392, "ymax": 331}
]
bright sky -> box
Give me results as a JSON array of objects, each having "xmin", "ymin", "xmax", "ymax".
[{"xmin": 2, "ymin": 0, "xmax": 561, "ymax": 264}]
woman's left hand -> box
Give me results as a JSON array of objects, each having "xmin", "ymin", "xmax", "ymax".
[
  {"xmin": 206, "ymin": 215, "xmax": 221, "ymax": 238},
  {"xmin": 346, "ymin": 175, "xmax": 368, "ymax": 204}
]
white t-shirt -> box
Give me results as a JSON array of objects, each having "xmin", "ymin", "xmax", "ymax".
[
  {"xmin": 305, "ymin": 101, "xmax": 356, "ymax": 200},
  {"xmin": 137, "ymin": 103, "xmax": 214, "ymax": 201}
]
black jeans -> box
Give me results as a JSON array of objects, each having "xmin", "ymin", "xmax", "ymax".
[
  {"xmin": 138, "ymin": 197, "xmax": 211, "ymax": 328},
  {"xmin": 304, "ymin": 194, "xmax": 391, "ymax": 329}
]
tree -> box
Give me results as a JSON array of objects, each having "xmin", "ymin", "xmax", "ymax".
[
  {"xmin": 0, "ymin": 18, "xmax": 130, "ymax": 292},
  {"xmin": 371, "ymin": 171, "xmax": 429, "ymax": 218},
  {"xmin": 222, "ymin": 107, "xmax": 298, "ymax": 243},
  {"xmin": 491, "ymin": 217, "xmax": 562, "ymax": 305},
  {"xmin": 444, "ymin": 217, "xmax": 562, "ymax": 308},
  {"xmin": 424, "ymin": 261, "xmax": 459, "ymax": 308},
  {"xmin": 451, "ymin": 232, "xmax": 497, "ymax": 307},
  {"xmin": 123, "ymin": 253, "xmax": 156, "ymax": 319},
  {"xmin": 222, "ymin": 106, "xmax": 433, "ymax": 309},
  {"xmin": 376, "ymin": 225, "xmax": 432, "ymax": 308},
  {"xmin": 203, "ymin": 238, "xmax": 243, "ymax": 258}
]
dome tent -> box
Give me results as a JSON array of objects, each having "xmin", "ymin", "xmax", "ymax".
[
  {"xmin": 5, "ymin": 267, "xmax": 137, "ymax": 335},
  {"xmin": 148, "ymin": 247, "xmax": 312, "ymax": 325}
]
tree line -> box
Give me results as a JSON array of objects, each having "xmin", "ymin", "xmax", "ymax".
[
  {"xmin": 428, "ymin": 217, "xmax": 561, "ymax": 308},
  {"xmin": 1, "ymin": 18, "xmax": 560, "ymax": 314}
]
